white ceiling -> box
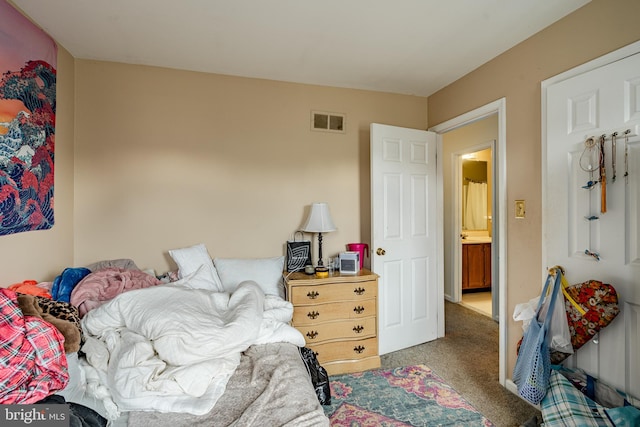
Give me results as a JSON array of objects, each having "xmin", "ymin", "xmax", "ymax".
[{"xmin": 11, "ymin": 0, "xmax": 590, "ymax": 97}]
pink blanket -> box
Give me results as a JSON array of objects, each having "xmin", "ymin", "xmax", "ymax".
[
  {"xmin": 70, "ymin": 268, "xmax": 162, "ymax": 317},
  {"xmin": 0, "ymin": 289, "xmax": 68, "ymax": 404}
]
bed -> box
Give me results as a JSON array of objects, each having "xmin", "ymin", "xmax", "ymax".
[{"xmin": 1, "ymin": 243, "xmax": 329, "ymax": 427}]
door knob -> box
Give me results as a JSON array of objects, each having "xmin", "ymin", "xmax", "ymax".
[{"xmin": 376, "ymin": 248, "xmax": 386, "ymax": 256}]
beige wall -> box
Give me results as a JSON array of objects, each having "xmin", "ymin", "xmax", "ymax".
[
  {"xmin": 0, "ymin": 46, "xmax": 75, "ymax": 285},
  {"xmin": 73, "ymin": 60, "xmax": 428, "ymax": 273},
  {"xmin": 427, "ymin": 0, "xmax": 640, "ymax": 374}
]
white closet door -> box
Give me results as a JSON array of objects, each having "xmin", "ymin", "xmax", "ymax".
[{"xmin": 545, "ymin": 51, "xmax": 640, "ymax": 396}]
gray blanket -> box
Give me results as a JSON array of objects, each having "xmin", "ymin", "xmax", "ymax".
[{"xmin": 127, "ymin": 343, "xmax": 329, "ymax": 427}]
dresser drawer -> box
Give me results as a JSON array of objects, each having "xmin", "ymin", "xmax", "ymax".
[
  {"xmin": 292, "ymin": 299, "xmax": 376, "ymax": 325},
  {"xmin": 289, "ymin": 279, "xmax": 377, "ymax": 305},
  {"xmin": 307, "ymin": 337, "xmax": 378, "ymax": 363},
  {"xmin": 299, "ymin": 317, "xmax": 376, "ymax": 344},
  {"xmin": 322, "ymin": 356, "xmax": 381, "ymax": 376}
]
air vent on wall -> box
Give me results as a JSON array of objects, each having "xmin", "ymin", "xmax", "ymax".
[{"xmin": 311, "ymin": 110, "xmax": 346, "ymax": 133}]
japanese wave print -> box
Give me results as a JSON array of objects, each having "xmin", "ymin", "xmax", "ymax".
[{"xmin": 0, "ymin": 0, "xmax": 57, "ymax": 235}]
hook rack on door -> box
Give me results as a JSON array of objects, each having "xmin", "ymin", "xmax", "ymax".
[{"xmin": 577, "ymin": 125, "xmax": 638, "ymax": 261}]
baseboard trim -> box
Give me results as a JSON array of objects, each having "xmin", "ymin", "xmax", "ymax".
[
  {"xmin": 505, "ymin": 379, "xmax": 541, "ymax": 410},
  {"xmin": 506, "ymin": 379, "xmax": 518, "ymax": 394}
]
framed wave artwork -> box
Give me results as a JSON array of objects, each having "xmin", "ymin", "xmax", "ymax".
[{"xmin": 0, "ymin": 0, "xmax": 57, "ymax": 236}]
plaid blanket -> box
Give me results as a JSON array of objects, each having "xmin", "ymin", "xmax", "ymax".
[
  {"xmin": 541, "ymin": 370, "xmax": 613, "ymax": 427},
  {"xmin": 0, "ymin": 288, "xmax": 68, "ymax": 404}
]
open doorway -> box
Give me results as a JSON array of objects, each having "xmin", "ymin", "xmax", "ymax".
[
  {"xmin": 430, "ymin": 98, "xmax": 507, "ymax": 386},
  {"xmin": 437, "ymin": 115, "xmax": 497, "ymax": 314},
  {"xmin": 459, "ymin": 146, "xmax": 494, "ymax": 319}
]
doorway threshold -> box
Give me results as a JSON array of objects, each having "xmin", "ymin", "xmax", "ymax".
[{"xmin": 460, "ymin": 291, "xmax": 492, "ymax": 318}]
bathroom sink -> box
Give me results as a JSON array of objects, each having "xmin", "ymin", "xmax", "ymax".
[{"xmin": 461, "ymin": 236, "xmax": 492, "ymax": 244}]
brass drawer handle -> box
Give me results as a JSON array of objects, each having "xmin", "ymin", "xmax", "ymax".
[
  {"xmin": 306, "ymin": 291, "xmax": 319, "ymax": 299},
  {"xmin": 354, "ymin": 305, "xmax": 365, "ymax": 314},
  {"xmin": 352, "ymin": 325, "xmax": 364, "ymax": 334},
  {"xmin": 354, "ymin": 287, "xmax": 366, "ymax": 295},
  {"xmin": 354, "ymin": 345, "xmax": 365, "ymax": 354},
  {"xmin": 307, "ymin": 310, "xmax": 320, "ymax": 320},
  {"xmin": 306, "ymin": 330, "xmax": 318, "ymax": 340}
]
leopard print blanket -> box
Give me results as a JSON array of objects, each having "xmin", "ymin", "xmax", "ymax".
[{"xmin": 17, "ymin": 294, "xmax": 82, "ymax": 353}]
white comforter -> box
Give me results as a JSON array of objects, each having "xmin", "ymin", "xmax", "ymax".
[{"xmin": 79, "ymin": 280, "xmax": 305, "ymax": 419}]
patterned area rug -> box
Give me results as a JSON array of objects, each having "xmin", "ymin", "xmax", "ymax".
[{"xmin": 324, "ymin": 365, "xmax": 494, "ymax": 426}]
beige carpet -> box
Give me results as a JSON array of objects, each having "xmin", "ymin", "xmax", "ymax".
[{"xmin": 380, "ymin": 301, "xmax": 540, "ymax": 427}]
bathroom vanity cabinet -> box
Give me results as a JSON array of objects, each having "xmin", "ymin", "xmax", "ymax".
[{"xmin": 462, "ymin": 242, "xmax": 491, "ymax": 291}]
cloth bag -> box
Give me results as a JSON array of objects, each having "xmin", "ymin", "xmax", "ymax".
[
  {"xmin": 286, "ymin": 231, "xmax": 312, "ymax": 272},
  {"xmin": 513, "ymin": 267, "xmax": 563, "ymax": 405},
  {"xmin": 549, "ymin": 277, "xmax": 620, "ymax": 364},
  {"xmin": 562, "ymin": 279, "xmax": 620, "ymax": 351}
]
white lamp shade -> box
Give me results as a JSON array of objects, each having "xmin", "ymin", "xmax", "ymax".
[{"xmin": 301, "ymin": 203, "xmax": 336, "ymax": 233}]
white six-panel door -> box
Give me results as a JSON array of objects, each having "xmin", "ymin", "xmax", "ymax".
[
  {"xmin": 371, "ymin": 123, "xmax": 438, "ymax": 355},
  {"xmin": 545, "ymin": 51, "xmax": 640, "ymax": 397}
]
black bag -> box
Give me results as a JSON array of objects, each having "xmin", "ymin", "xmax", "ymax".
[
  {"xmin": 299, "ymin": 347, "xmax": 331, "ymax": 405},
  {"xmin": 286, "ymin": 231, "xmax": 312, "ymax": 272}
]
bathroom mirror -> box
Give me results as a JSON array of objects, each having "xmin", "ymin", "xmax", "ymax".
[{"xmin": 462, "ymin": 159, "xmax": 488, "ymax": 231}]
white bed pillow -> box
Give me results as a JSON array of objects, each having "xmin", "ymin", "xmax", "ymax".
[
  {"xmin": 213, "ymin": 256, "xmax": 284, "ymax": 296},
  {"xmin": 169, "ymin": 243, "xmax": 223, "ymax": 292}
]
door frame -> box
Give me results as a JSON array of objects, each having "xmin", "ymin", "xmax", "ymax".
[{"xmin": 430, "ymin": 97, "xmax": 507, "ymax": 386}]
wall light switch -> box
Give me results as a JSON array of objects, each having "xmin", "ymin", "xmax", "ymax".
[{"xmin": 515, "ymin": 200, "xmax": 525, "ymax": 219}]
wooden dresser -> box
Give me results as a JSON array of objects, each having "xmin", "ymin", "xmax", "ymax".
[{"xmin": 285, "ymin": 269, "xmax": 380, "ymax": 375}]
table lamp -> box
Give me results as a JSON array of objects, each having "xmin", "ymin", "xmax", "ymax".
[{"xmin": 301, "ymin": 202, "xmax": 336, "ymax": 271}]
